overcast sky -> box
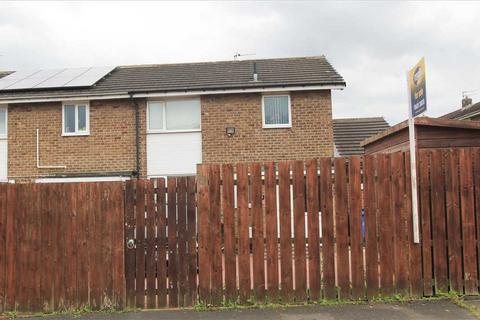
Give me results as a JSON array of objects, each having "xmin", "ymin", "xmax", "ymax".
[{"xmin": 1, "ymin": 1, "xmax": 479, "ymax": 124}]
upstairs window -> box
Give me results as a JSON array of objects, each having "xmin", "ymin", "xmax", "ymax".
[
  {"xmin": 63, "ymin": 103, "xmax": 89, "ymax": 136},
  {"xmin": 147, "ymin": 99, "xmax": 201, "ymax": 132},
  {"xmin": 262, "ymin": 95, "xmax": 291, "ymax": 128},
  {"xmin": 0, "ymin": 106, "xmax": 6, "ymax": 139}
]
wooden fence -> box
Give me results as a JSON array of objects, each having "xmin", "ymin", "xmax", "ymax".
[
  {"xmin": 124, "ymin": 177, "xmax": 197, "ymax": 309},
  {"xmin": 2, "ymin": 147, "xmax": 480, "ymax": 312},
  {"xmin": 0, "ymin": 182, "xmax": 125, "ymax": 312},
  {"xmin": 197, "ymin": 148, "xmax": 480, "ymax": 304}
]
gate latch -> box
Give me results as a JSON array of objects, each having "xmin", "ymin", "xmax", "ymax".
[{"xmin": 126, "ymin": 239, "xmax": 135, "ymax": 249}]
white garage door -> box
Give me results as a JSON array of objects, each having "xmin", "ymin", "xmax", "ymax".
[
  {"xmin": 146, "ymin": 99, "xmax": 202, "ymax": 176},
  {"xmin": 0, "ymin": 106, "xmax": 7, "ymax": 181}
]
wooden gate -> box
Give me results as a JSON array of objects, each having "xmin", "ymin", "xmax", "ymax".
[{"xmin": 124, "ymin": 177, "xmax": 197, "ymax": 309}]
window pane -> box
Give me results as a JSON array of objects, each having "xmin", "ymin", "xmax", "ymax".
[
  {"xmin": 0, "ymin": 108, "xmax": 6, "ymax": 136},
  {"xmin": 264, "ymin": 96, "xmax": 289, "ymax": 125},
  {"xmin": 78, "ymin": 105, "xmax": 87, "ymax": 132},
  {"xmin": 165, "ymin": 100, "xmax": 201, "ymax": 130},
  {"xmin": 148, "ymin": 102, "xmax": 164, "ymax": 130},
  {"xmin": 64, "ymin": 105, "xmax": 76, "ymax": 133}
]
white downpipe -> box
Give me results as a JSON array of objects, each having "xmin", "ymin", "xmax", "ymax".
[{"xmin": 36, "ymin": 129, "xmax": 67, "ymax": 169}]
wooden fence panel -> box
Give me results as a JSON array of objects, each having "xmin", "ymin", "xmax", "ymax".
[
  {"xmin": 167, "ymin": 178, "xmax": 179, "ymax": 307},
  {"xmin": 278, "ymin": 162, "xmax": 293, "ymax": 303},
  {"xmin": 0, "ymin": 184, "xmax": 6, "ymax": 312},
  {"xmin": 208, "ymin": 166, "xmax": 222, "ymax": 305},
  {"xmin": 145, "ymin": 180, "xmax": 156, "ymax": 308},
  {"xmin": 186, "ymin": 176, "xmax": 197, "ymax": 306},
  {"xmin": 237, "ymin": 164, "xmax": 251, "ymax": 303},
  {"xmin": 156, "ymin": 178, "xmax": 168, "ymax": 308}
]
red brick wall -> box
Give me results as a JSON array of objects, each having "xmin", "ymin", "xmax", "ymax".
[{"xmin": 201, "ymin": 90, "xmax": 334, "ymax": 163}]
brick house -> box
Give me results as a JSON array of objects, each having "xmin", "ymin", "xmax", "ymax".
[{"xmin": 0, "ymin": 56, "xmax": 345, "ymax": 183}]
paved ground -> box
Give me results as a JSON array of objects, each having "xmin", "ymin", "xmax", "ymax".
[{"xmin": 21, "ymin": 299, "xmax": 479, "ymax": 320}]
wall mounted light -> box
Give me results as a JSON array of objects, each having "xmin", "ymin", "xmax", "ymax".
[{"xmin": 226, "ymin": 127, "xmax": 235, "ymax": 137}]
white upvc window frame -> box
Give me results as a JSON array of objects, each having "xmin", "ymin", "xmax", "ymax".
[
  {"xmin": 62, "ymin": 102, "xmax": 90, "ymax": 136},
  {"xmin": 146, "ymin": 98, "xmax": 201, "ymax": 134},
  {"xmin": 261, "ymin": 94, "xmax": 292, "ymax": 129},
  {"xmin": 0, "ymin": 105, "xmax": 7, "ymax": 139}
]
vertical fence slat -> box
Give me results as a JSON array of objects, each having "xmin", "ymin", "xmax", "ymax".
[
  {"xmin": 135, "ymin": 180, "xmax": 146, "ymax": 308},
  {"xmin": 5, "ymin": 184, "xmax": 16, "ymax": 311},
  {"xmin": 377, "ymin": 154, "xmax": 394, "ymax": 296},
  {"xmin": 406, "ymin": 151, "xmax": 423, "ymax": 297},
  {"xmin": 197, "ymin": 165, "xmax": 211, "ymax": 304},
  {"xmin": 237, "ymin": 163, "xmax": 251, "ymax": 303},
  {"xmin": 419, "ymin": 150, "xmax": 433, "ymax": 296},
  {"xmin": 334, "ymin": 158, "xmax": 349, "ymax": 299},
  {"xmin": 125, "ymin": 180, "xmax": 136, "ymax": 308},
  {"xmin": 292, "ymin": 161, "xmax": 307, "ymax": 302},
  {"xmin": 0, "ymin": 184, "xmax": 6, "ymax": 312},
  {"xmin": 156, "ymin": 178, "xmax": 168, "ymax": 308},
  {"xmin": 445, "ymin": 149, "xmax": 463, "ymax": 293},
  {"xmin": 177, "ymin": 177, "xmax": 188, "ymax": 307},
  {"xmin": 349, "ymin": 156, "xmax": 364, "ymax": 300},
  {"xmin": 251, "ymin": 163, "xmax": 265, "ymax": 302},
  {"xmin": 264, "ymin": 162, "xmax": 279, "ymax": 301},
  {"xmin": 76, "ymin": 184, "xmax": 89, "ymax": 308},
  {"xmin": 391, "ymin": 152, "xmax": 408, "ymax": 295},
  {"xmin": 474, "ymin": 148, "xmax": 480, "ymax": 295},
  {"xmin": 208, "ymin": 166, "xmax": 222, "ymax": 305},
  {"xmin": 279, "ymin": 162, "xmax": 293, "ymax": 303},
  {"xmin": 306, "ymin": 159, "xmax": 320, "ymax": 301},
  {"xmin": 430, "ymin": 150, "xmax": 448, "ymax": 293},
  {"xmin": 222, "ymin": 164, "xmax": 236, "ymax": 302},
  {"xmin": 112, "ymin": 183, "xmax": 125, "ymax": 308},
  {"xmin": 186, "ymin": 176, "xmax": 197, "ymax": 306},
  {"xmin": 364, "ymin": 155, "xmax": 379, "ymax": 298},
  {"xmin": 320, "ymin": 158, "xmax": 336, "ymax": 300},
  {"xmin": 167, "ymin": 178, "xmax": 179, "ymax": 307},
  {"xmin": 145, "ymin": 180, "xmax": 156, "ymax": 308},
  {"xmin": 459, "ymin": 148, "xmax": 478, "ymax": 294}
]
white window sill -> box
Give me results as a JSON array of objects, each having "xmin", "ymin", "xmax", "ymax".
[
  {"xmin": 262, "ymin": 124, "xmax": 292, "ymax": 129},
  {"xmin": 0, "ymin": 136, "xmax": 7, "ymax": 140},
  {"xmin": 147, "ymin": 129, "xmax": 201, "ymax": 134},
  {"xmin": 62, "ymin": 132, "xmax": 90, "ymax": 137}
]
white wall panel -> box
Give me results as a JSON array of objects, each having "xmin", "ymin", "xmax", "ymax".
[
  {"xmin": 147, "ymin": 132, "xmax": 201, "ymax": 176},
  {"xmin": 0, "ymin": 140, "xmax": 7, "ymax": 181}
]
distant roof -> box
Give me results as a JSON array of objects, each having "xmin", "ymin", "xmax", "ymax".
[
  {"xmin": 0, "ymin": 56, "xmax": 346, "ymax": 103},
  {"xmin": 440, "ymin": 101, "xmax": 480, "ymax": 120},
  {"xmin": 0, "ymin": 71, "xmax": 12, "ymax": 79},
  {"xmin": 361, "ymin": 116, "xmax": 480, "ymax": 147},
  {"xmin": 333, "ymin": 117, "xmax": 390, "ymax": 156}
]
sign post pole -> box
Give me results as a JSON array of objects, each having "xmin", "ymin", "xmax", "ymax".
[
  {"xmin": 408, "ymin": 104, "xmax": 420, "ymax": 243},
  {"xmin": 407, "ymin": 57, "xmax": 427, "ymax": 244}
]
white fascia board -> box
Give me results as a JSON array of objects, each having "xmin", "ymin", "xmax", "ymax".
[
  {"xmin": 0, "ymin": 84, "xmax": 345, "ymax": 104},
  {"xmin": 133, "ymin": 84, "xmax": 345, "ymax": 99}
]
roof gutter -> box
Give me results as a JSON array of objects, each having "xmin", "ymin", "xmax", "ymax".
[{"xmin": 0, "ymin": 84, "xmax": 345, "ymax": 104}]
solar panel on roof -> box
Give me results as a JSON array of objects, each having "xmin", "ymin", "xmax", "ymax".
[{"xmin": 0, "ymin": 66, "xmax": 115, "ymax": 91}]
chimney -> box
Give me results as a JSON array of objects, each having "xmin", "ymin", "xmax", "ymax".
[
  {"xmin": 462, "ymin": 96, "xmax": 473, "ymax": 108},
  {"xmin": 252, "ymin": 62, "xmax": 258, "ymax": 82}
]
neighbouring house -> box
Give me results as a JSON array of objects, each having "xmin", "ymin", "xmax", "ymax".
[
  {"xmin": 360, "ymin": 117, "xmax": 480, "ymax": 155},
  {"xmin": 0, "ymin": 56, "xmax": 346, "ymax": 183},
  {"xmin": 440, "ymin": 96, "xmax": 480, "ymax": 121},
  {"xmin": 333, "ymin": 117, "xmax": 390, "ymax": 156}
]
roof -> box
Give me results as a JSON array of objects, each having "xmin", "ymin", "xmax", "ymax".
[
  {"xmin": 0, "ymin": 56, "xmax": 345, "ymax": 103},
  {"xmin": 361, "ymin": 116, "xmax": 480, "ymax": 147},
  {"xmin": 440, "ymin": 101, "xmax": 480, "ymax": 120},
  {"xmin": 333, "ymin": 117, "xmax": 390, "ymax": 156}
]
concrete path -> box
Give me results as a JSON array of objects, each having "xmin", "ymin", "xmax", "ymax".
[{"xmin": 23, "ymin": 299, "xmax": 479, "ymax": 320}]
